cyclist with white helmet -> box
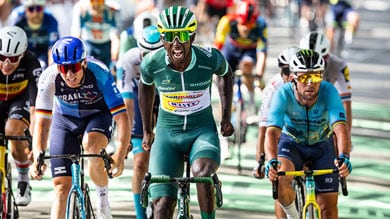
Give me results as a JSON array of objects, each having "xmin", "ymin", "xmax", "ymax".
[
  {"xmin": 139, "ymin": 6, "xmax": 234, "ymax": 219},
  {"xmin": 265, "ymin": 49, "xmax": 352, "ymax": 219},
  {"xmin": 116, "ymin": 25, "xmax": 162, "ymax": 219},
  {"xmin": 8, "ymin": 0, "xmax": 59, "ymax": 69},
  {"xmin": 253, "ymin": 46, "xmax": 298, "ymax": 219},
  {"xmin": 118, "ymin": 10, "xmax": 157, "ymax": 57},
  {"xmin": 300, "ymin": 31, "xmax": 352, "ymax": 136},
  {"xmin": 0, "ymin": 26, "xmax": 41, "ymax": 207},
  {"xmin": 30, "ymin": 36, "xmax": 130, "ymax": 219},
  {"xmin": 253, "ymin": 46, "xmax": 299, "ymax": 179}
]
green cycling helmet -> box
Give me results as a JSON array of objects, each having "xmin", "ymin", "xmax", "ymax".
[{"xmin": 157, "ymin": 5, "xmax": 197, "ymax": 33}]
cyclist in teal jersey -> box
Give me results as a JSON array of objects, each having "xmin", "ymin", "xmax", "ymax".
[
  {"xmin": 139, "ymin": 5, "xmax": 234, "ymax": 219},
  {"xmin": 265, "ymin": 50, "xmax": 352, "ymax": 219}
]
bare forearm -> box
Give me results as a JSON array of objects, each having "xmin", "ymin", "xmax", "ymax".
[
  {"xmin": 265, "ymin": 127, "xmax": 281, "ymax": 160},
  {"xmin": 218, "ymin": 67, "xmax": 234, "ymax": 121},
  {"xmin": 334, "ymin": 122, "xmax": 350, "ymax": 156},
  {"xmin": 33, "ymin": 117, "xmax": 51, "ymax": 154},
  {"xmin": 256, "ymin": 126, "xmax": 266, "ymax": 161},
  {"xmin": 114, "ymin": 112, "xmax": 131, "ymax": 159},
  {"xmin": 139, "ymin": 83, "xmax": 155, "ymax": 134}
]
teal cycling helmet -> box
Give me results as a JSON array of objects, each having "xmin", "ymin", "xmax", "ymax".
[
  {"xmin": 289, "ymin": 49, "xmax": 325, "ymax": 73},
  {"xmin": 157, "ymin": 5, "xmax": 197, "ymax": 33},
  {"xmin": 137, "ymin": 25, "xmax": 163, "ymax": 53},
  {"xmin": 52, "ymin": 36, "xmax": 86, "ymax": 65}
]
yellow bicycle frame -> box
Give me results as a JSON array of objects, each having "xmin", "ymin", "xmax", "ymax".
[
  {"xmin": 283, "ymin": 169, "xmax": 336, "ymax": 219},
  {"xmin": 0, "ymin": 143, "xmax": 6, "ymax": 194}
]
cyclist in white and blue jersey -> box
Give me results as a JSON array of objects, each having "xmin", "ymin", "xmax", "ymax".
[
  {"xmin": 30, "ymin": 36, "xmax": 130, "ymax": 219},
  {"xmin": 116, "ymin": 25, "xmax": 162, "ymax": 219},
  {"xmin": 265, "ymin": 50, "xmax": 352, "ymax": 219}
]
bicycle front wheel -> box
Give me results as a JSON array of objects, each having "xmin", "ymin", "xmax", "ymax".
[
  {"xmin": 68, "ymin": 191, "xmax": 81, "ymax": 219},
  {"xmin": 6, "ymin": 162, "xmax": 18, "ymax": 219},
  {"xmin": 293, "ymin": 177, "xmax": 305, "ymax": 215},
  {"xmin": 83, "ymin": 183, "xmax": 94, "ymax": 219}
]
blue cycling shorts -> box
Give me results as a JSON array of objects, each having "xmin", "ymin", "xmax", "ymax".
[
  {"xmin": 278, "ymin": 133, "xmax": 339, "ymax": 193},
  {"xmin": 49, "ymin": 111, "xmax": 113, "ymax": 177}
]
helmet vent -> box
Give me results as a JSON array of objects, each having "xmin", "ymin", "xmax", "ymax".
[
  {"xmin": 72, "ymin": 47, "xmax": 77, "ymax": 61},
  {"xmin": 64, "ymin": 46, "xmax": 68, "ymax": 61},
  {"xmin": 6, "ymin": 39, "xmax": 11, "ymax": 53},
  {"xmin": 14, "ymin": 41, "xmax": 20, "ymax": 54}
]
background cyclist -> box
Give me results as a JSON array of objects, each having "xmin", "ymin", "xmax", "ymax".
[
  {"xmin": 116, "ymin": 25, "xmax": 162, "ymax": 219},
  {"xmin": 265, "ymin": 49, "xmax": 352, "ymax": 219},
  {"xmin": 139, "ymin": 5, "xmax": 234, "ymax": 219},
  {"xmin": 0, "ymin": 26, "xmax": 42, "ymax": 207},
  {"xmin": 253, "ymin": 46, "xmax": 298, "ymax": 219},
  {"xmin": 9, "ymin": 0, "xmax": 59, "ymax": 69},
  {"xmin": 325, "ymin": 0, "xmax": 360, "ymax": 53},
  {"xmin": 214, "ymin": 0, "xmax": 268, "ymax": 112},
  {"xmin": 71, "ymin": 0, "xmax": 121, "ymax": 72},
  {"xmin": 30, "ymin": 36, "xmax": 130, "ymax": 218}
]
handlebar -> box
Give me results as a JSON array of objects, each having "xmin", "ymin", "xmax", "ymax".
[
  {"xmin": 272, "ymin": 168, "xmax": 348, "ymax": 199},
  {"xmin": 140, "ymin": 172, "xmax": 223, "ymax": 208},
  {"xmin": 1, "ymin": 128, "xmax": 33, "ymax": 150},
  {"xmin": 36, "ymin": 148, "xmax": 113, "ymax": 178}
]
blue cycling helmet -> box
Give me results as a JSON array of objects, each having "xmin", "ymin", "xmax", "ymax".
[
  {"xmin": 137, "ymin": 25, "xmax": 163, "ymax": 53},
  {"xmin": 52, "ymin": 36, "xmax": 86, "ymax": 65}
]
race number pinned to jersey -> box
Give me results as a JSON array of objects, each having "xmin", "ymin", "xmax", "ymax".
[{"xmin": 160, "ymin": 88, "xmax": 211, "ymax": 115}]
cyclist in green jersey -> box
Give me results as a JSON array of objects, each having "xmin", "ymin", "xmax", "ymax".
[{"xmin": 139, "ymin": 5, "xmax": 234, "ymax": 219}]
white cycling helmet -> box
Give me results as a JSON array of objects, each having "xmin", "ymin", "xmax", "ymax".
[
  {"xmin": 278, "ymin": 46, "xmax": 300, "ymax": 67},
  {"xmin": 22, "ymin": 0, "xmax": 45, "ymax": 6},
  {"xmin": 299, "ymin": 31, "xmax": 330, "ymax": 57},
  {"xmin": 133, "ymin": 11, "xmax": 157, "ymax": 40},
  {"xmin": 289, "ymin": 49, "xmax": 325, "ymax": 73},
  {"xmin": 0, "ymin": 26, "xmax": 28, "ymax": 57},
  {"xmin": 137, "ymin": 25, "xmax": 163, "ymax": 53}
]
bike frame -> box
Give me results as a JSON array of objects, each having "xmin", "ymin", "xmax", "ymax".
[
  {"xmin": 140, "ymin": 155, "xmax": 223, "ymax": 219},
  {"xmin": 276, "ymin": 169, "xmax": 347, "ymax": 219},
  {"xmin": 0, "ymin": 130, "xmax": 32, "ymax": 219},
  {"xmin": 37, "ymin": 149, "xmax": 112, "ymax": 219}
]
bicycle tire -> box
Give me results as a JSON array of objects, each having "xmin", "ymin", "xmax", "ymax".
[
  {"xmin": 68, "ymin": 191, "xmax": 81, "ymax": 219},
  {"xmin": 83, "ymin": 183, "xmax": 94, "ymax": 219},
  {"xmin": 6, "ymin": 163, "xmax": 18, "ymax": 219},
  {"xmin": 293, "ymin": 176, "xmax": 305, "ymax": 216}
]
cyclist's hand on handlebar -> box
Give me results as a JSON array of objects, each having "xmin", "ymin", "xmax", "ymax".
[
  {"xmin": 220, "ymin": 119, "xmax": 234, "ymax": 137},
  {"xmin": 252, "ymin": 154, "xmax": 266, "ymax": 179},
  {"xmin": 110, "ymin": 152, "xmax": 125, "ymax": 177},
  {"xmin": 30, "ymin": 158, "xmax": 47, "ymax": 180},
  {"xmin": 142, "ymin": 132, "xmax": 155, "ymax": 151},
  {"xmin": 335, "ymin": 154, "xmax": 352, "ymax": 177},
  {"xmin": 265, "ymin": 158, "xmax": 281, "ymax": 181}
]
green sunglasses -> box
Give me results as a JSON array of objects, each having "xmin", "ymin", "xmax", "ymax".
[{"xmin": 162, "ymin": 31, "xmax": 192, "ymax": 43}]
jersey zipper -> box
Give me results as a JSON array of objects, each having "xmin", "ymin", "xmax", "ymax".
[
  {"xmin": 305, "ymin": 106, "xmax": 309, "ymax": 145},
  {"xmin": 180, "ymin": 72, "xmax": 187, "ymax": 131}
]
